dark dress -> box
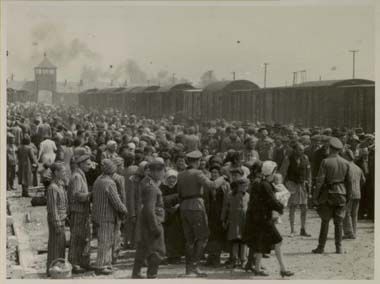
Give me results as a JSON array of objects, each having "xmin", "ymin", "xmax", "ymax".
[
  {"xmin": 243, "ymin": 179, "xmax": 284, "ymax": 254},
  {"xmin": 205, "ymin": 181, "xmax": 230, "ymax": 256},
  {"xmin": 160, "ymin": 184, "xmax": 185, "ymax": 258}
]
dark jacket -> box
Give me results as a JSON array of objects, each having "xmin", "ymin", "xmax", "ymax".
[{"xmin": 243, "ymin": 180, "xmax": 283, "ymax": 253}]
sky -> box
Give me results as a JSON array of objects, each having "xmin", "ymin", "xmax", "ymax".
[{"xmin": 4, "ymin": 1, "xmax": 375, "ymax": 87}]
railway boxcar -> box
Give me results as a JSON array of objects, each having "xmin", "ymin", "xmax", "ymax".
[
  {"xmin": 240, "ymin": 79, "xmax": 375, "ymax": 131},
  {"xmin": 157, "ymin": 83, "xmax": 195, "ymax": 117},
  {"xmin": 183, "ymin": 89, "xmax": 203, "ymax": 120},
  {"xmin": 202, "ymin": 80, "xmax": 259, "ymax": 121}
]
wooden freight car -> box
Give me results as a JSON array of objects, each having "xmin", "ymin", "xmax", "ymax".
[
  {"xmin": 202, "ymin": 80, "xmax": 260, "ymax": 121},
  {"xmin": 234, "ymin": 79, "xmax": 374, "ymax": 132},
  {"xmin": 134, "ymin": 86, "xmax": 160, "ymax": 117},
  {"xmin": 158, "ymin": 83, "xmax": 195, "ymax": 117},
  {"xmin": 183, "ymin": 89, "xmax": 203, "ymax": 120}
]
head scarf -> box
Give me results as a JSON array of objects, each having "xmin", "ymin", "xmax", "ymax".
[{"xmin": 261, "ymin": 160, "xmax": 278, "ymax": 176}]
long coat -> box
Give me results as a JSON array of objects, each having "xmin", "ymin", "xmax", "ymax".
[
  {"xmin": 222, "ymin": 180, "xmax": 250, "ymax": 241},
  {"xmin": 205, "ymin": 181, "xmax": 230, "ymax": 243},
  {"xmin": 243, "ymin": 180, "xmax": 284, "ymax": 253},
  {"xmin": 160, "ymin": 183, "xmax": 185, "ymax": 258},
  {"xmin": 17, "ymin": 144, "xmax": 37, "ymax": 186},
  {"xmin": 135, "ymin": 176, "xmax": 166, "ymax": 260}
]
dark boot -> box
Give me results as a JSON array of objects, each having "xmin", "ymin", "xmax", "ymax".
[
  {"xmin": 300, "ymin": 228, "xmax": 311, "ymax": 237},
  {"xmin": 317, "ymin": 219, "xmax": 329, "ymax": 251},
  {"xmin": 335, "ymin": 246, "xmax": 343, "ymax": 254},
  {"xmin": 132, "ymin": 258, "xmax": 144, "ymax": 279},
  {"xmin": 334, "ymin": 220, "xmax": 343, "ymax": 251},
  {"xmin": 22, "ymin": 186, "xmax": 30, "ymax": 197},
  {"xmin": 147, "ymin": 254, "xmax": 161, "ymax": 279},
  {"xmin": 312, "ymin": 246, "xmax": 324, "ymax": 254}
]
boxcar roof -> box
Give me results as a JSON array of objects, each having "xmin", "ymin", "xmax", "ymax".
[
  {"xmin": 296, "ymin": 79, "xmax": 374, "ymax": 88},
  {"xmin": 157, "ymin": 83, "xmax": 194, "ymax": 93},
  {"xmin": 203, "ymin": 80, "xmax": 259, "ymax": 93}
]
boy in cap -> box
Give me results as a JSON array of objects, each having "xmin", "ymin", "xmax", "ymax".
[{"xmin": 312, "ymin": 137, "xmax": 353, "ymax": 254}]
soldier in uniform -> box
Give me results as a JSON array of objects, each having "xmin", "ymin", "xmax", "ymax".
[
  {"xmin": 177, "ymin": 150, "xmax": 226, "ymax": 277},
  {"xmin": 132, "ymin": 158, "xmax": 166, "ymax": 279},
  {"xmin": 312, "ymin": 137, "xmax": 352, "ymax": 254}
]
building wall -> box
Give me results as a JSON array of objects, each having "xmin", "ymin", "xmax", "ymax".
[{"xmin": 34, "ymin": 68, "xmax": 57, "ymax": 93}]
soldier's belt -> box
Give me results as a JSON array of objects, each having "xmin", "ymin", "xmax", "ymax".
[{"xmin": 180, "ymin": 194, "xmax": 203, "ymax": 201}]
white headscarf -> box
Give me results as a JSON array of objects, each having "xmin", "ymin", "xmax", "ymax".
[{"xmin": 261, "ymin": 161, "xmax": 278, "ymax": 176}]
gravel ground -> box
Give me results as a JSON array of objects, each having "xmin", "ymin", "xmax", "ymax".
[{"xmin": 7, "ymin": 188, "xmax": 374, "ymax": 280}]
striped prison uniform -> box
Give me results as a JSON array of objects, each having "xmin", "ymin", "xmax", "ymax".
[
  {"xmin": 46, "ymin": 179, "xmax": 68, "ymax": 274},
  {"xmin": 112, "ymin": 172, "xmax": 126, "ymax": 261},
  {"xmin": 67, "ymin": 168, "xmax": 91, "ymax": 268},
  {"xmin": 92, "ymin": 174, "xmax": 128, "ymax": 269}
]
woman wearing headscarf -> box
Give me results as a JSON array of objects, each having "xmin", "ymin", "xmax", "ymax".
[
  {"xmin": 244, "ymin": 161, "xmax": 294, "ymax": 277},
  {"xmin": 17, "ymin": 134, "xmax": 38, "ymax": 197},
  {"xmin": 46, "ymin": 162, "xmax": 68, "ymax": 277},
  {"xmin": 159, "ymin": 169, "xmax": 186, "ymax": 264}
]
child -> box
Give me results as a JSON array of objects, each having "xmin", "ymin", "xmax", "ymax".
[
  {"xmin": 272, "ymin": 173, "xmax": 290, "ymax": 224},
  {"xmin": 222, "ymin": 167, "xmax": 250, "ymax": 269}
]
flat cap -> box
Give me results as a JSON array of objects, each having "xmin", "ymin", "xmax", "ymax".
[
  {"xmin": 329, "ymin": 137, "xmax": 343, "ymax": 150},
  {"xmin": 147, "ymin": 157, "xmax": 165, "ymax": 170},
  {"xmin": 186, "ymin": 150, "xmax": 202, "ymax": 159}
]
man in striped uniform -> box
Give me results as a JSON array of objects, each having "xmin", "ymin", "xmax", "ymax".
[
  {"xmin": 67, "ymin": 152, "xmax": 93, "ymax": 274},
  {"xmin": 92, "ymin": 159, "xmax": 128, "ymax": 275},
  {"xmin": 111, "ymin": 157, "xmax": 126, "ymax": 264},
  {"xmin": 46, "ymin": 162, "xmax": 68, "ymax": 276}
]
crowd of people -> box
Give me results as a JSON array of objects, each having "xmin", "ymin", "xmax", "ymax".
[{"xmin": 6, "ymin": 102, "xmax": 375, "ymax": 278}]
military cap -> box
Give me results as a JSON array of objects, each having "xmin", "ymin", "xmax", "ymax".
[
  {"xmin": 186, "ymin": 150, "xmax": 203, "ymax": 159},
  {"xmin": 329, "ymin": 137, "xmax": 343, "ymax": 150},
  {"xmin": 311, "ymin": 134, "xmax": 322, "ymax": 141},
  {"xmin": 321, "ymin": 135, "xmax": 331, "ymax": 142}
]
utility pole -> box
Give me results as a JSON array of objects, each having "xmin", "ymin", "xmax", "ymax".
[
  {"xmin": 349, "ymin": 50, "xmax": 359, "ymax": 79},
  {"xmin": 232, "ymin": 71, "xmax": 236, "ymax": 81},
  {"xmin": 263, "ymin": 62, "xmax": 269, "ymax": 88},
  {"xmin": 300, "ymin": 70, "xmax": 307, "ymax": 83},
  {"xmin": 172, "ymin": 73, "xmax": 176, "ymax": 84},
  {"xmin": 292, "ymin": 71, "xmax": 297, "ymax": 85}
]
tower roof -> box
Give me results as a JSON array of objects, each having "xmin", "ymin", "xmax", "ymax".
[{"xmin": 36, "ymin": 53, "xmax": 57, "ymax": 69}]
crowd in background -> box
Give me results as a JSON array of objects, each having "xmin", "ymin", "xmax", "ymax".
[{"xmin": 6, "ymin": 102, "xmax": 375, "ymax": 278}]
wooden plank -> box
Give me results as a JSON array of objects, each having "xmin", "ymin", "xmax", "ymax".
[{"xmin": 8, "ymin": 200, "xmax": 38, "ymax": 278}]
